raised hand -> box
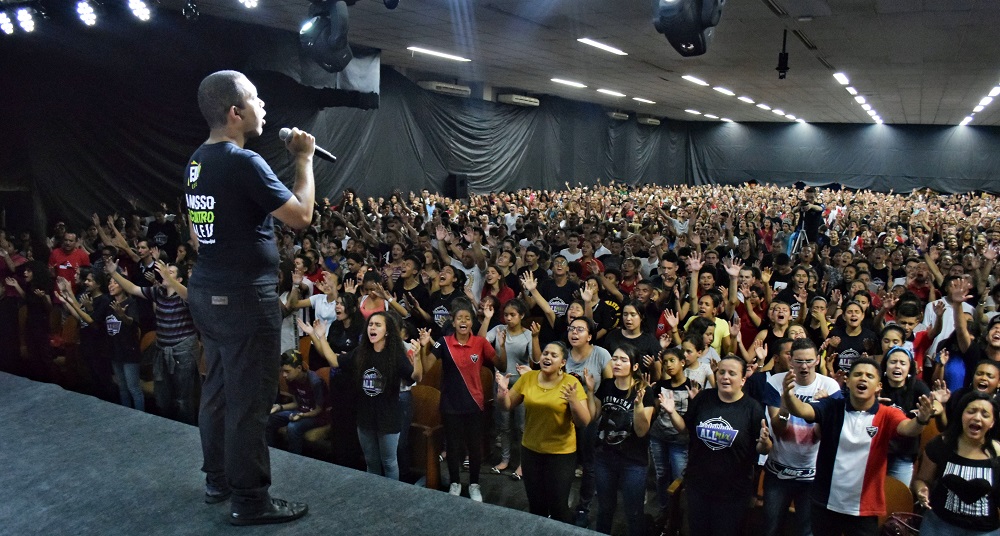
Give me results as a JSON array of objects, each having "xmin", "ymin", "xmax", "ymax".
[
  {"xmin": 497, "ymin": 327, "xmax": 507, "ymax": 348},
  {"xmin": 495, "ymin": 371, "xmax": 511, "ymax": 391},
  {"xmin": 520, "ymin": 271, "xmax": 538, "ymax": 294},
  {"xmin": 344, "ymin": 279, "xmax": 358, "ymax": 294},
  {"xmin": 663, "ymin": 309, "xmax": 679, "ymax": 331},
  {"xmin": 56, "ymin": 276, "xmax": 72, "ymax": 294},
  {"xmin": 583, "ymin": 368, "xmax": 595, "ymax": 393},
  {"xmin": 688, "ymin": 382, "xmax": 701, "ymax": 400},
  {"xmin": 687, "ymin": 250, "xmax": 704, "ymax": 272},
  {"xmin": 754, "ymin": 341, "xmax": 768, "ymax": 364},
  {"xmin": 296, "ymin": 317, "xmax": 315, "ymax": 336},
  {"xmin": 104, "ymin": 258, "xmax": 119, "ymax": 275},
  {"xmin": 483, "ymin": 301, "xmax": 494, "ymax": 319},
  {"xmin": 580, "ymin": 286, "xmax": 594, "ymax": 304},
  {"xmin": 417, "ymin": 327, "xmax": 433, "ymax": 347},
  {"xmin": 757, "ymin": 419, "xmax": 772, "ymax": 450},
  {"xmin": 515, "ymin": 364, "xmax": 531, "ymax": 375},
  {"xmin": 659, "ymin": 390, "xmax": 676, "ymax": 414},
  {"xmin": 530, "ymin": 321, "xmax": 542, "ymax": 338},
  {"xmin": 915, "ymin": 394, "xmax": 935, "ymax": 422},
  {"xmin": 561, "ymin": 381, "xmax": 579, "ymax": 402},
  {"xmin": 723, "ymin": 257, "xmax": 743, "ymax": 277},
  {"xmin": 938, "ymin": 349, "xmax": 950, "ymax": 367},
  {"xmin": 932, "ymin": 299, "xmax": 946, "ymax": 318},
  {"xmin": 642, "ymin": 354, "xmax": 655, "ymax": 370},
  {"xmin": 931, "ymin": 379, "xmax": 951, "ymax": 405}
]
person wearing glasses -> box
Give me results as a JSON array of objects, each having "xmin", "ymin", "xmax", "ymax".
[
  {"xmin": 761, "ymin": 338, "xmax": 841, "ymax": 536},
  {"xmin": 879, "ymin": 345, "xmax": 946, "ymax": 486}
]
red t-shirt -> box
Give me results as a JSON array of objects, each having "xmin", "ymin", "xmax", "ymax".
[{"xmin": 49, "ymin": 247, "xmax": 91, "ymax": 290}]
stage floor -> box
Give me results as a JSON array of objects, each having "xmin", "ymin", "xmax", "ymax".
[{"xmin": 0, "ymin": 372, "xmax": 594, "ymax": 535}]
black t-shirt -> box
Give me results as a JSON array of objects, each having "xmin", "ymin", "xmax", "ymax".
[
  {"xmin": 185, "ymin": 142, "xmax": 291, "ymax": 287},
  {"xmin": 869, "ymin": 266, "xmax": 890, "ymax": 290},
  {"xmin": 106, "ymin": 297, "xmax": 140, "ymax": 363},
  {"xmin": 339, "ymin": 347, "xmax": 413, "ymax": 434},
  {"xmin": 146, "ymin": 219, "xmax": 179, "ymax": 260},
  {"xmin": 428, "ymin": 289, "xmax": 461, "ymax": 337},
  {"xmin": 881, "ymin": 380, "xmax": 931, "ymax": 460},
  {"xmin": 537, "ymin": 278, "xmax": 579, "ymax": 344},
  {"xmin": 392, "ymin": 279, "xmax": 431, "ymax": 329},
  {"xmin": 591, "ymin": 293, "xmax": 621, "ymax": 342},
  {"xmin": 602, "ymin": 330, "xmax": 661, "ymax": 375},
  {"xmin": 684, "ymin": 389, "xmax": 766, "ymax": 498},
  {"xmin": 594, "ymin": 380, "xmax": 657, "ymax": 464},
  {"xmin": 830, "ymin": 326, "xmax": 879, "ymax": 372},
  {"xmin": 77, "ymin": 293, "xmax": 110, "ymax": 346},
  {"xmin": 925, "ymin": 435, "xmax": 1000, "ymax": 531}
]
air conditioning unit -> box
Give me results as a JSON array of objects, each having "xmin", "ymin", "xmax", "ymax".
[
  {"xmin": 607, "ymin": 111, "xmax": 629, "ymax": 121},
  {"xmin": 417, "ymin": 81, "xmax": 471, "ymax": 98},
  {"xmin": 498, "ymin": 94, "xmax": 540, "ymax": 107},
  {"xmin": 637, "ymin": 116, "xmax": 661, "ymax": 126}
]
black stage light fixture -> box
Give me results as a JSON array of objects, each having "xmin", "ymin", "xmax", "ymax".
[
  {"xmin": 776, "ymin": 29, "xmax": 789, "ymax": 79},
  {"xmin": 300, "ymin": 0, "xmax": 353, "ymax": 73},
  {"xmin": 653, "ymin": 0, "xmax": 726, "ymax": 57},
  {"xmin": 383, "ymin": 0, "xmax": 398, "ymax": 8},
  {"xmin": 182, "ymin": 0, "xmax": 199, "ymax": 21}
]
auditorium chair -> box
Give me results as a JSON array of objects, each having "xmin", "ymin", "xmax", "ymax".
[
  {"xmin": 139, "ymin": 331, "xmax": 157, "ymax": 401},
  {"xmin": 409, "ymin": 384, "xmax": 443, "ymax": 489},
  {"xmin": 660, "ymin": 478, "xmax": 684, "ymax": 536},
  {"xmin": 298, "ymin": 336, "xmax": 311, "ymax": 369},
  {"xmin": 418, "ymin": 360, "xmax": 441, "ymax": 390},
  {"xmin": 879, "ymin": 476, "xmax": 913, "ymax": 529}
]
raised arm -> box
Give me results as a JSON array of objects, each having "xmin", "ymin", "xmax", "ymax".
[
  {"xmin": 298, "ymin": 318, "xmax": 339, "ymax": 368},
  {"xmin": 104, "ymin": 259, "xmax": 145, "ymax": 299},
  {"xmin": 782, "ymin": 370, "xmax": 816, "ymax": 422}
]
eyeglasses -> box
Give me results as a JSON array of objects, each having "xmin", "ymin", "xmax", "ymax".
[
  {"xmin": 791, "ymin": 360, "xmax": 816, "ymax": 366},
  {"xmin": 567, "ymin": 326, "xmax": 589, "ymax": 334},
  {"xmin": 553, "ymin": 260, "xmax": 568, "ymax": 266}
]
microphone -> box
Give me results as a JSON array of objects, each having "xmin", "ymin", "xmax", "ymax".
[{"xmin": 278, "ymin": 127, "xmax": 337, "ymax": 163}]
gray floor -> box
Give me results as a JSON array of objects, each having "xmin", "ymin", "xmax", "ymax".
[{"xmin": 0, "ymin": 372, "xmax": 598, "ymax": 536}]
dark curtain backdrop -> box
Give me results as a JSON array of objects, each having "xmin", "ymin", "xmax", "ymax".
[{"xmin": 2, "ymin": 12, "xmax": 1000, "ymax": 236}]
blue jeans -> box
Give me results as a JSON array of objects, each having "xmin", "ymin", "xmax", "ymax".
[
  {"xmin": 762, "ymin": 469, "xmax": 813, "ymax": 536},
  {"xmin": 495, "ymin": 378, "xmax": 525, "ymax": 462},
  {"xmin": 922, "ymin": 509, "xmax": 1000, "ymax": 536},
  {"xmin": 594, "ymin": 449, "xmax": 647, "ymax": 536},
  {"xmin": 886, "ymin": 455, "xmax": 915, "ymax": 488},
  {"xmin": 112, "ymin": 361, "xmax": 144, "ymax": 411},
  {"xmin": 357, "ymin": 427, "xmax": 401, "ymax": 480},
  {"xmin": 266, "ymin": 411, "xmax": 321, "ymax": 455},
  {"xmin": 190, "ymin": 282, "xmax": 281, "ymax": 515},
  {"xmin": 152, "ymin": 335, "xmax": 200, "ymax": 425},
  {"xmin": 649, "ymin": 437, "xmax": 688, "ymax": 511},
  {"xmin": 397, "ymin": 390, "xmax": 413, "ymax": 481}
]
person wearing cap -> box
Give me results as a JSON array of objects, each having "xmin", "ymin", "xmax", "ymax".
[{"xmin": 267, "ymin": 350, "xmax": 328, "ymax": 455}]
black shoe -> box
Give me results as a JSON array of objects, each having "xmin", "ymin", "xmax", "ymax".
[
  {"xmin": 204, "ymin": 490, "xmax": 231, "ymax": 504},
  {"xmin": 229, "ymin": 498, "xmax": 308, "ymax": 526},
  {"xmin": 574, "ymin": 509, "xmax": 589, "ymax": 528}
]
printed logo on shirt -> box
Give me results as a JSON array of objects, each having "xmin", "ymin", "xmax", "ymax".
[
  {"xmin": 836, "ymin": 348, "xmax": 860, "ymax": 372},
  {"xmin": 186, "ymin": 194, "xmax": 216, "ymax": 245},
  {"xmin": 549, "ymin": 297, "xmax": 569, "ymax": 318},
  {"xmin": 696, "ymin": 416, "xmax": 739, "ymax": 451},
  {"xmin": 866, "ymin": 426, "xmax": 878, "ymax": 438},
  {"xmin": 153, "ymin": 232, "xmax": 168, "ymax": 246},
  {"xmin": 361, "ymin": 367, "xmax": 385, "ymax": 397},
  {"xmin": 105, "ymin": 314, "xmax": 122, "ymax": 337},
  {"xmin": 470, "ymin": 353, "xmax": 479, "ymax": 363},
  {"xmin": 187, "ymin": 160, "xmax": 201, "ymax": 188},
  {"xmin": 432, "ymin": 306, "xmax": 452, "ymax": 327},
  {"xmin": 432, "ymin": 341, "xmax": 441, "ymax": 349}
]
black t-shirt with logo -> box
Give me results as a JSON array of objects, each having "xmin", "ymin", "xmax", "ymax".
[
  {"xmin": 537, "ymin": 278, "xmax": 579, "ymax": 345},
  {"xmin": 830, "ymin": 326, "xmax": 879, "ymax": 372},
  {"xmin": 683, "ymin": 389, "xmax": 766, "ymax": 498},
  {"xmin": 339, "ymin": 347, "xmax": 413, "ymax": 434},
  {"xmin": 184, "ymin": 142, "xmax": 291, "ymax": 287},
  {"xmin": 594, "ymin": 380, "xmax": 657, "ymax": 464}
]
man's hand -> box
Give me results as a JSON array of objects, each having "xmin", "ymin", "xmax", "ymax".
[{"xmin": 283, "ymin": 128, "xmax": 316, "ymax": 158}]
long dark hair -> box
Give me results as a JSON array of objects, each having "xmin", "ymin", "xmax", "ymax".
[
  {"xmin": 609, "ymin": 341, "xmax": 641, "ymax": 399},
  {"xmin": 353, "ymin": 312, "xmax": 405, "ymax": 395},
  {"xmin": 338, "ymin": 293, "xmax": 364, "ymax": 330},
  {"xmin": 943, "ymin": 390, "xmax": 1000, "ymax": 460}
]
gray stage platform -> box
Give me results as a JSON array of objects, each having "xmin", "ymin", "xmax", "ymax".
[{"xmin": 0, "ymin": 372, "xmax": 593, "ymax": 535}]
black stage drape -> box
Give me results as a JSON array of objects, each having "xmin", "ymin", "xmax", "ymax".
[{"xmin": 2, "ymin": 11, "xmax": 999, "ymax": 234}]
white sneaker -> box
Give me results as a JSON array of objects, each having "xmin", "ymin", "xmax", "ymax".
[
  {"xmin": 449, "ymin": 482, "xmax": 462, "ymax": 496},
  {"xmin": 469, "ymin": 483, "xmax": 483, "ymax": 502}
]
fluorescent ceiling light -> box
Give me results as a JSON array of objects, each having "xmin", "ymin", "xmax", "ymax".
[
  {"xmin": 685, "ymin": 109, "xmax": 701, "ymax": 115},
  {"xmin": 861, "ymin": 104, "xmax": 871, "ymax": 111},
  {"xmin": 633, "ymin": 97, "xmax": 656, "ymax": 104},
  {"xmin": 772, "ymin": 109, "xmax": 785, "ymax": 115},
  {"xmin": 738, "ymin": 96, "xmax": 755, "ymax": 104},
  {"xmin": 874, "ymin": 116, "xmax": 881, "ymax": 122},
  {"xmin": 785, "ymin": 114, "xmax": 796, "ymax": 120},
  {"xmin": 713, "ymin": 87, "xmax": 735, "ymax": 96},
  {"xmin": 990, "ymin": 87, "xmax": 1000, "ymax": 98},
  {"xmin": 721, "ymin": 118, "xmax": 734, "ymax": 122},
  {"xmin": 846, "ymin": 87, "xmax": 858, "ymax": 95},
  {"xmin": 855, "ymin": 96, "xmax": 866, "ymax": 104},
  {"xmin": 597, "ymin": 89, "xmax": 625, "ymax": 97},
  {"xmin": 867, "ymin": 109, "xmax": 877, "ymax": 116},
  {"xmin": 960, "ymin": 116, "xmax": 973, "ymax": 126},
  {"xmin": 756, "ymin": 103, "xmax": 771, "ymax": 110},
  {"xmin": 980, "ymin": 97, "xmax": 994, "ymax": 106},
  {"xmin": 833, "ymin": 72, "xmax": 849, "ymax": 85},
  {"xmin": 974, "ymin": 105, "xmax": 984, "ymax": 113},
  {"xmin": 577, "ymin": 38, "xmax": 627, "ymax": 56},
  {"xmin": 551, "ymin": 78, "xmax": 586, "ymax": 88},
  {"xmin": 407, "ymin": 46, "xmax": 471, "ymax": 62},
  {"xmin": 796, "ymin": 118, "xmax": 806, "ymax": 123},
  {"xmin": 682, "ymin": 75, "xmax": 709, "ymax": 86},
  {"xmin": 704, "ymin": 114, "xmax": 719, "ymax": 119},
  {"xmin": 876, "ymin": 119, "xmax": 883, "ymax": 124}
]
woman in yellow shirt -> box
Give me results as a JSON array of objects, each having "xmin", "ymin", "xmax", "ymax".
[{"xmin": 496, "ymin": 341, "xmax": 590, "ymax": 523}]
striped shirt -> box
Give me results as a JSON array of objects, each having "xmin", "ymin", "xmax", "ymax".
[{"xmin": 140, "ymin": 286, "xmax": 196, "ymax": 346}]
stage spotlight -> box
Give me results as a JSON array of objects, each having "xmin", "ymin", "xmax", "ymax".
[
  {"xmin": 77, "ymin": 0, "xmax": 97, "ymax": 25},
  {"xmin": 17, "ymin": 7, "xmax": 35, "ymax": 32},
  {"xmin": 776, "ymin": 29, "xmax": 789, "ymax": 79},
  {"xmin": 383, "ymin": 0, "xmax": 398, "ymax": 8},
  {"xmin": 653, "ymin": 0, "xmax": 727, "ymax": 57},
  {"xmin": 129, "ymin": 0, "xmax": 150, "ymax": 21},
  {"xmin": 182, "ymin": 0, "xmax": 198, "ymax": 20},
  {"xmin": 300, "ymin": 0, "xmax": 353, "ymax": 73},
  {"xmin": 239, "ymin": 0, "xmax": 258, "ymax": 8},
  {"xmin": 0, "ymin": 13, "xmax": 14, "ymax": 34}
]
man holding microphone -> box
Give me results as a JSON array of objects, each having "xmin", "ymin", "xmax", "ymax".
[{"xmin": 186, "ymin": 70, "xmax": 316, "ymax": 526}]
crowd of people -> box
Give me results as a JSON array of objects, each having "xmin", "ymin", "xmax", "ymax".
[{"xmin": 4, "ymin": 179, "xmax": 1000, "ymax": 535}]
